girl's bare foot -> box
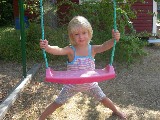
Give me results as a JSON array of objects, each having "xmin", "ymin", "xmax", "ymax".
[{"xmin": 112, "ymin": 111, "xmax": 127, "ymax": 119}]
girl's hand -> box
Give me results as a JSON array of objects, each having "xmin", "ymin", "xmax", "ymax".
[
  {"xmin": 40, "ymin": 39, "xmax": 49, "ymax": 49},
  {"xmin": 112, "ymin": 29, "xmax": 120, "ymax": 42}
]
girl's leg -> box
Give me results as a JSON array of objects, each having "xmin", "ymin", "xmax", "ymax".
[
  {"xmin": 100, "ymin": 97, "xmax": 127, "ymax": 119},
  {"xmin": 87, "ymin": 86, "xmax": 126, "ymax": 119},
  {"xmin": 38, "ymin": 101, "xmax": 63, "ymax": 120},
  {"xmin": 39, "ymin": 86, "xmax": 77, "ymax": 120}
]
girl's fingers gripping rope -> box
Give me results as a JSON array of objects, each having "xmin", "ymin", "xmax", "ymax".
[
  {"xmin": 40, "ymin": 39, "xmax": 48, "ymax": 49},
  {"xmin": 112, "ymin": 29, "xmax": 120, "ymax": 42}
]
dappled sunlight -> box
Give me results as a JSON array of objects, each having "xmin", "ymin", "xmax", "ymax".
[
  {"xmin": 7, "ymin": 92, "xmax": 160, "ymax": 120},
  {"xmin": 52, "ymin": 93, "xmax": 91, "ymax": 119},
  {"xmin": 122, "ymin": 104, "xmax": 160, "ymax": 120},
  {"xmin": 0, "ymin": 74, "xmax": 7, "ymax": 78},
  {"xmin": 2, "ymin": 27, "xmax": 15, "ymax": 32},
  {"xmin": 0, "ymin": 27, "xmax": 17, "ymax": 37},
  {"xmin": 0, "ymin": 72, "xmax": 21, "ymax": 103},
  {"xmin": 3, "ymin": 76, "xmax": 160, "ymax": 119},
  {"xmin": 1, "ymin": 46, "xmax": 160, "ymax": 119}
]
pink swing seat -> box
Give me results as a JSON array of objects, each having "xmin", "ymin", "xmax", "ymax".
[{"xmin": 45, "ymin": 65, "xmax": 116, "ymax": 84}]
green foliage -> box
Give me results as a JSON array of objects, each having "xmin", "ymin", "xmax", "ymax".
[
  {"xmin": 0, "ymin": 0, "xmax": 14, "ymax": 26},
  {"xmin": 60, "ymin": 0, "xmax": 147, "ymax": 63},
  {"xmin": 57, "ymin": 0, "xmax": 139, "ymax": 35},
  {"xmin": 136, "ymin": 31, "xmax": 151, "ymax": 38},
  {"xmin": 0, "ymin": 27, "xmax": 21, "ymax": 61},
  {"xmin": 25, "ymin": 22, "xmax": 42, "ymax": 62},
  {"xmin": 0, "ymin": 0, "xmax": 148, "ymax": 64},
  {"xmin": 0, "ymin": 24, "xmax": 42, "ymax": 62},
  {"xmin": 24, "ymin": 0, "xmax": 40, "ymax": 20},
  {"xmin": 115, "ymin": 34, "xmax": 148, "ymax": 64},
  {"xmin": 26, "ymin": 22, "xmax": 41, "ymax": 43},
  {"xmin": 0, "ymin": 25, "xmax": 148, "ymax": 64},
  {"xmin": 0, "ymin": 23, "xmax": 68, "ymax": 62},
  {"xmin": 22, "ymin": 22, "xmax": 68, "ymax": 62}
]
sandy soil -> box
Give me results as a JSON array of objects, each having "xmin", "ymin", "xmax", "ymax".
[{"xmin": 0, "ymin": 45, "xmax": 160, "ymax": 120}]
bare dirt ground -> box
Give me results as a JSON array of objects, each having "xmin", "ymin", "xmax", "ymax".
[{"xmin": 1, "ymin": 45, "xmax": 160, "ymax": 120}]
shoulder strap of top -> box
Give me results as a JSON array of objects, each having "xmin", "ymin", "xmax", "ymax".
[
  {"xmin": 88, "ymin": 44, "xmax": 92, "ymax": 57},
  {"xmin": 70, "ymin": 46, "xmax": 76, "ymax": 56}
]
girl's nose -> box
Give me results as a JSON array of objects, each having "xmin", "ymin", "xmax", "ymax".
[{"xmin": 79, "ymin": 34, "xmax": 83, "ymax": 39}]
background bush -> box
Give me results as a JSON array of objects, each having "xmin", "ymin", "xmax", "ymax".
[
  {"xmin": 64, "ymin": 0, "xmax": 147, "ymax": 63},
  {"xmin": 0, "ymin": 0, "xmax": 14, "ymax": 26},
  {"xmin": 0, "ymin": 0, "xmax": 148, "ymax": 64},
  {"xmin": 0, "ymin": 27, "xmax": 21, "ymax": 61}
]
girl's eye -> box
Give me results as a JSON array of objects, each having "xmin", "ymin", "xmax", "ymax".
[{"xmin": 83, "ymin": 31, "xmax": 87, "ymax": 34}]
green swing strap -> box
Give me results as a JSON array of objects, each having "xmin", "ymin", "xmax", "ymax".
[
  {"xmin": 40, "ymin": 0, "xmax": 48, "ymax": 68},
  {"xmin": 40, "ymin": 0, "xmax": 117, "ymax": 68},
  {"xmin": 110, "ymin": 0, "xmax": 117, "ymax": 66}
]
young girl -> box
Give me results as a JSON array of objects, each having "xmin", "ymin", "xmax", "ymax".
[{"xmin": 39, "ymin": 16, "xmax": 126, "ymax": 120}]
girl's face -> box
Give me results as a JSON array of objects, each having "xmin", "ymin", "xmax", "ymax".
[{"xmin": 71, "ymin": 27, "xmax": 90, "ymax": 46}]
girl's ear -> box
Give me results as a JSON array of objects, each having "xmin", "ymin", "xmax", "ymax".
[
  {"xmin": 69, "ymin": 33, "xmax": 75, "ymax": 45},
  {"xmin": 88, "ymin": 29, "xmax": 92, "ymax": 39},
  {"xmin": 69, "ymin": 33, "xmax": 73, "ymax": 40}
]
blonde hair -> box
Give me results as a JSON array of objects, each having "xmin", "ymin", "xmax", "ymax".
[{"xmin": 68, "ymin": 16, "xmax": 93, "ymax": 45}]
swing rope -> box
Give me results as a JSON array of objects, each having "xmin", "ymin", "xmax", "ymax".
[
  {"xmin": 40, "ymin": 0, "xmax": 49, "ymax": 68},
  {"xmin": 110, "ymin": 0, "xmax": 117, "ymax": 66},
  {"xmin": 40, "ymin": 0, "xmax": 117, "ymax": 68}
]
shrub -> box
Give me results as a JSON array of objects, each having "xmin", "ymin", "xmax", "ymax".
[
  {"xmin": 0, "ymin": 27, "xmax": 21, "ymax": 61},
  {"xmin": 0, "ymin": 0, "xmax": 148, "ymax": 64},
  {"xmin": 25, "ymin": 22, "xmax": 69, "ymax": 62},
  {"xmin": 64, "ymin": 0, "xmax": 147, "ymax": 63},
  {"xmin": 115, "ymin": 34, "xmax": 148, "ymax": 64},
  {"xmin": 0, "ymin": 0, "xmax": 14, "ymax": 26},
  {"xmin": 24, "ymin": 0, "xmax": 40, "ymax": 20}
]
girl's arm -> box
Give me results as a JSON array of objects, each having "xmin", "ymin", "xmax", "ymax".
[
  {"xmin": 40, "ymin": 39, "xmax": 72, "ymax": 55},
  {"xmin": 93, "ymin": 29, "xmax": 120, "ymax": 54}
]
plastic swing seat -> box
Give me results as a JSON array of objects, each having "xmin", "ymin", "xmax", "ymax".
[
  {"xmin": 40, "ymin": 0, "xmax": 118, "ymax": 84},
  {"xmin": 45, "ymin": 65, "xmax": 116, "ymax": 84}
]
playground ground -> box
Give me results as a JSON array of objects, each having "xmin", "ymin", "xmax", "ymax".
[{"xmin": 0, "ymin": 45, "xmax": 160, "ymax": 120}]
